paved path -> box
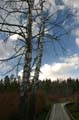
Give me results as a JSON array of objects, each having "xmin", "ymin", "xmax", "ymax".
[{"xmin": 49, "ymin": 103, "xmax": 71, "ymax": 120}]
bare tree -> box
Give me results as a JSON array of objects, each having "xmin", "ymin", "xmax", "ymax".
[
  {"xmin": 0, "ymin": 0, "xmax": 34, "ymax": 120},
  {"xmin": 30, "ymin": 1, "xmax": 45, "ymax": 119}
]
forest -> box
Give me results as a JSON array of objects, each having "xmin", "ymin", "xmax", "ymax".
[
  {"xmin": 0, "ymin": 75, "xmax": 79, "ymax": 120},
  {"xmin": 0, "ymin": 75, "xmax": 79, "ymax": 98}
]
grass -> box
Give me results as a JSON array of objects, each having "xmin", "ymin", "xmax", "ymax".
[
  {"xmin": 36, "ymin": 104, "xmax": 52, "ymax": 120},
  {"xmin": 0, "ymin": 91, "xmax": 52, "ymax": 120},
  {"xmin": 65, "ymin": 102, "xmax": 79, "ymax": 120}
]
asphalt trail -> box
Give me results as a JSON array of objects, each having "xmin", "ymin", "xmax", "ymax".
[{"xmin": 49, "ymin": 103, "xmax": 71, "ymax": 120}]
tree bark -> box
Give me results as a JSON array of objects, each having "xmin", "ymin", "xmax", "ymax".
[
  {"xmin": 32, "ymin": 1, "xmax": 45, "ymax": 119},
  {"xmin": 20, "ymin": 1, "xmax": 33, "ymax": 120}
]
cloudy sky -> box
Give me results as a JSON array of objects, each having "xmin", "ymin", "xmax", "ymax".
[{"xmin": 0, "ymin": 0, "xmax": 79, "ymax": 80}]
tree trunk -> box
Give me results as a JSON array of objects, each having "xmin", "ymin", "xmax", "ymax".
[
  {"xmin": 32, "ymin": 1, "xmax": 45, "ymax": 119},
  {"xmin": 20, "ymin": 1, "xmax": 33, "ymax": 120}
]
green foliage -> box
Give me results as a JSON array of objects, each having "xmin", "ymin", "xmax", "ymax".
[
  {"xmin": 28, "ymin": 89, "xmax": 52, "ymax": 120},
  {"xmin": 0, "ymin": 79, "xmax": 4, "ymax": 91},
  {"xmin": 39, "ymin": 78, "xmax": 79, "ymax": 98},
  {"xmin": 66, "ymin": 103, "xmax": 79, "ymax": 120},
  {"xmin": 0, "ymin": 76, "xmax": 79, "ymax": 98},
  {"xmin": 4, "ymin": 75, "xmax": 10, "ymax": 89},
  {"xmin": 0, "ymin": 74, "xmax": 19, "ymax": 91}
]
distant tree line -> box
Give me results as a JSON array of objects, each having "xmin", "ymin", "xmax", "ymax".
[
  {"xmin": 0, "ymin": 74, "xmax": 20, "ymax": 91},
  {"xmin": 39, "ymin": 77, "xmax": 79, "ymax": 97},
  {"xmin": 0, "ymin": 75, "xmax": 79, "ymax": 98}
]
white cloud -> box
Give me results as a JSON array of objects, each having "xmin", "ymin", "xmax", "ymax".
[
  {"xmin": 9, "ymin": 34, "xmax": 20, "ymax": 41},
  {"xmin": 0, "ymin": 33, "xmax": 24, "ymax": 59},
  {"xmin": 39, "ymin": 54, "xmax": 79, "ymax": 80},
  {"xmin": 45, "ymin": 0, "xmax": 79, "ymax": 13},
  {"xmin": 0, "ymin": 34, "xmax": 23, "ymax": 74},
  {"xmin": 74, "ymin": 29, "xmax": 79, "ymax": 47},
  {"xmin": 0, "ymin": 40, "xmax": 14, "ymax": 59},
  {"xmin": 63, "ymin": 0, "xmax": 79, "ymax": 24},
  {"xmin": 76, "ymin": 38, "xmax": 79, "ymax": 47},
  {"xmin": 0, "ymin": 62, "xmax": 11, "ymax": 74},
  {"xmin": 1, "ymin": 0, "xmax": 79, "ymax": 77},
  {"xmin": 0, "ymin": 40, "xmax": 15, "ymax": 74},
  {"xmin": 63, "ymin": 0, "xmax": 79, "ymax": 8},
  {"xmin": 40, "ymin": 54, "xmax": 79, "ymax": 80},
  {"xmin": 18, "ymin": 54, "xmax": 79, "ymax": 81},
  {"xmin": 18, "ymin": 69, "xmax": 23, "ymax": 79}
]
